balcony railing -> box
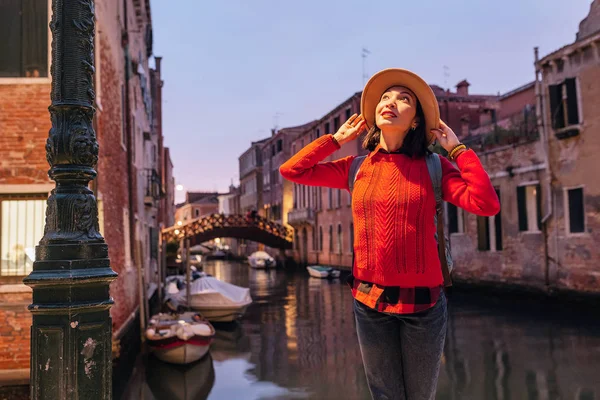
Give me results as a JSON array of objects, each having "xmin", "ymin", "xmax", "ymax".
[
  {"xmin": 287, "ymin": 208, "xmax": 315, "ymax": 226},
  {"xmin": 144, "ymin": 168, "xmax": 162, "ymax": 207}
]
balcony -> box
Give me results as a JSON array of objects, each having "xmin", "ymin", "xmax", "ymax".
[
  {"xmin": 144, "ymin": 169, "xmax": 162, "ymax": 207},
  {"xmin": 287, "ymin": 208, "xmax": 315, "ymax": 226}
]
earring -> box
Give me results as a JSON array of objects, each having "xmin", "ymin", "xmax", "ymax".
[{"xmin": 411, "ymin": 126, "xmax": 416, "ymax": 131}]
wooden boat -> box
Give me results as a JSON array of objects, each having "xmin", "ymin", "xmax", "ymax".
[
  {"xmin": 307, "ymin": 265, "xmax": 341, "ymax": 279},
  {"xmin": 146, "ymin": 312, "xmax": 215, "ymax": 364}
]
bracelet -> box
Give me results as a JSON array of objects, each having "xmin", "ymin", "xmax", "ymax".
[
  {"xmin": 452, "ymin": 148, "xmax": 467, "ymax": 160},
  {"xmin": 448, "ymin": 144, "xmax": 467, "ymax": 160}
]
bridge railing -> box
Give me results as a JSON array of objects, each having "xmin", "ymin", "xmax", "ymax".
[{"xmin": 161, "ymin": 213, "xmax": 294, "ymax": 244}]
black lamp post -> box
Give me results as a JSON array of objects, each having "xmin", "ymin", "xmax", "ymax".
[{"xmin": 23, "ymin": 0, "xmax": 117, "ymax": 398}]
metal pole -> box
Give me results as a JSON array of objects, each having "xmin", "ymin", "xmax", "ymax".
[
  {"xmin": 23, "ymin": 1, "xmax": 117, "ymax": 399},
  {"xmin": 185, "ymin": 239, "xmax": 191, "ymax": 310}
]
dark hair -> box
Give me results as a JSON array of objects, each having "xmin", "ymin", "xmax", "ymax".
[{"xmin": 362, "ymin": 101, "xmax": 430, "ymax": 158}]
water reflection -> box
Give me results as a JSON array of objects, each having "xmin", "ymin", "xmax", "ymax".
[
  {"xmin": 132, "ymin": 260, "xmax": 600, "ymax": 400},
  {"xmin": 145, "ymin": 354, "xmax": 215, "ymax": 400}
]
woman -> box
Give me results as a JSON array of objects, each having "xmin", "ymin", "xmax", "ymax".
[{"xmin": 280, "ymin": 68, "xmax": 500, "ymax": 400}]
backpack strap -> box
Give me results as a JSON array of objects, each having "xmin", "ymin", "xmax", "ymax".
[
  {"xmin": 425, "ymin": 153, "xmax": 453, "ymax": 288},
  {"xmin": 348, "ymin": 155, "xmax": 366, "ymax": 193}
]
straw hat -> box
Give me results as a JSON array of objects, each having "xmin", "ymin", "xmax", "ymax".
[{"xmin": 361, "ymin": 68, "xmax": 440, "ymax": 145}]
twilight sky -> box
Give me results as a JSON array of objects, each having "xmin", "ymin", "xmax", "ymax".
[{"xmin": 150, "ymin": 0, "xmax": 592, "ymax": 202}]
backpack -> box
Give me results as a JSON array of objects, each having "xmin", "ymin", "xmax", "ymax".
[{"xmin": 348, "ymin": 153, "xmax": 453, "ymax": 287}]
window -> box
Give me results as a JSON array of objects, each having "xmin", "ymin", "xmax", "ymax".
[
  {"xmin": 319, "ymin": 226, "xmax": 323, "ymax": 251},
  {"xmin": 517, "ymin": 184, "xmax": 541, "ymax": 232},
  {"xmin": 195, "ymin": 209, "xmax": 200, "ymax": 217},
  {"xmin": 337, "ymin": 224, "xmax": 342, "ymax": 254},
  {"xmin": 345, "ymin": 108, "xmax": 352, "ymax": 120},
  {"xmin": 336, "ymin": 189, "xmax": 341, "ymax": 208},
  {"xmin": 477, "ymin": 216, "xmax": 490, "ymax": 251},
  {"xmin": 292, "ymin": 143, "xmax": 296, "ymax": 154},
  {"xmin": 333, "ymin": 116, "xmax": 340, "ymax": 133},
  {"xmin": 0, "ymin": 0, "xmax": 48, "ymax": 78},
  {"xmin": 566, "ymin": 187, "xmax": 585, "ymax": 233},
  {"xmin": 478, "ymin": 188, "xmax": 502, "ymax": 251},
  {"xmin": 549, "ymin": 78, "xmax": 579, "ymax": 130},
  {"xmin": 276, "ymin": 139, "xmax": 282, "ymax": 152},
  {"xmin": 325, "ymin": 122, "xmax": 330, "ymax": 135},
  {"xmin": 316, "ymin": 128, "xmax": 321, "ymax": 137},
  {"xmin": 329, "ymin": 225, "xmax": 333, "ymax": 253},
  {"xmin": 447, "ymin": 203, "xmax": 464, "ymax": 234},
  {"xmin": 328, "ymin": 188, "xmax": 333, "ymax": 209},
  {"xmin": 271, "ymin": 144, "xmax": 275, "ymax": 157},
  {"xmin": 349, "ymin": 222, "xmax": 354, "ymax": 253},
  {"xmin": 0, "ymin": 194, "xmax": 47, "ymax": 276}
]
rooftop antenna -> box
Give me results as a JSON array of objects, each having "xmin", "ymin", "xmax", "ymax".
[
  {"xmin": 362, "ymin": 48, "xmax": 371, "ymax": 86},
  {"xmin": 443, "ymin": 65, "xmax": 450, "ymax": 90}
]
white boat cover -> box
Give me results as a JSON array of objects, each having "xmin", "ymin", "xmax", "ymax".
[
  {"xmin": 168, "ymin": 277, "xmax": 252, "ymax": 309},
  {"xmin": 248, "ymin": 251, "xmax": 273, "ymax": 260}
]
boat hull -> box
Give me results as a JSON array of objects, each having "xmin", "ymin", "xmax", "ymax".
[
  {"xmin": 149, "ymin": 336, "xmax": 212, "ymax": 365},
  {"xmin": 190, "ymin": 304, "xmax": 250, "ymax": 322},
  {"xmin": 307, "ymin": 266, "xmax": 341, "ymax": 279}
]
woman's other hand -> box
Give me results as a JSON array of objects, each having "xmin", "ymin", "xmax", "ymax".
[{"xmin": 431, "ymin": 120, "xmax": 461, "ymax": 152}]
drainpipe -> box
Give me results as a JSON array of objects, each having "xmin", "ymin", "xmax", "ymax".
[{"xmin": 535, "ymin": 47, "xmax": 555, "ymax": 290}]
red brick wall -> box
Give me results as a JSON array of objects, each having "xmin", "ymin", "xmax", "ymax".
[
  {"xmin": 96, "ymin": 32, "xmax": 139, "ymax": 331},
  {"xmin": 0, "ymin": 291, "xmax": 32, "ymax": 370},
  {"xmin": 0, "ymin": 84, "xmax": 51, "ymax": 185}
]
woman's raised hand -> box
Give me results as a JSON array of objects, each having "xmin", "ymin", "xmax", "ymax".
[{"xmin": 333, "ymin": 114, "xmax": 367, "ymax": 146}]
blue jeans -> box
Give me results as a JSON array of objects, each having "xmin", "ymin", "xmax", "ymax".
[{"xmin": 354, "ymin": 291, "xmax": 448, "ymax": 400}]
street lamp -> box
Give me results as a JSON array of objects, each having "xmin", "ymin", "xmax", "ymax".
[{"xmin": 23, "ymin": 2, "xmax": 117, "ymax": 399}]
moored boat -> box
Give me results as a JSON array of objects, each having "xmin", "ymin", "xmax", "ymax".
[
  {"xmin": 248, "ymin": 251, "xmax": 276, "ymax": 269},
  {"xmin": 165, "ymin": 276, "xmax": 253, "ymax": 322},
  {"xmin": 306, "ymin": 265, "xmax": 341, "ymax": 279},
  {"xmin": 146, "ymin": 312, "xmax": 215, "ymax": 364}
]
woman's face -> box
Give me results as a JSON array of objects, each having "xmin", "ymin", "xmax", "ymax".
[{"xmin": 374, "ymin": 86, "xmax": 419, "ymax": 133}]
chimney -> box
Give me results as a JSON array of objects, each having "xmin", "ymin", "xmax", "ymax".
[
  {"xmin": 456, "ymin": 80, "xmax": 470, "ymax": 96},
  {"xmin": 155, "ymin": 56, "xmax": 162, "ymax": 74},
  {"xmin": 271, "ymin": 128, "xmax": 276, "ymax": 136}
]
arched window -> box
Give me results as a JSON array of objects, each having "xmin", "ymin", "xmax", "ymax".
[{"xmin": 328, "ymin": 225, "xmax": 333, "ymax": 253}]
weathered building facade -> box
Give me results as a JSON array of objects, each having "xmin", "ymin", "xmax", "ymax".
[{"xmin": 0, "ymin": 0, "xmax": 173, "ymax": 386}]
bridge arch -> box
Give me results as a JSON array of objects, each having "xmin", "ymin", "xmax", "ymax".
[{"xmin": 161, "ymin": 213, "xmax": 293, "ymax": 249}]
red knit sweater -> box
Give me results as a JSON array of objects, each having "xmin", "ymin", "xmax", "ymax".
[{"xmin": 280, "ymin": 134, "xmax": 500, "ymax": 288}]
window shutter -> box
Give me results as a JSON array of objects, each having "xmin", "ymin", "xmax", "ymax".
[
  {"xmin": 21, "ymin": 0, "xmax": 48, "ymax": 77},
  {"xmin": 477, "ymin": 216, "xmax": 490, "ymax": 251},
  {"xmin": 447, "ymin": 203, "xmax": 458, "ymax": 234},
  {"xmin": 565, "ymin": 78, "xmax": 579, "ymax": 125},
  {"xmin": 494, "ymin": 188, "xmax": 503, "ymax": 251},
  {"xmin": 0, "ymin": 0, "xmax": 23, "ymax": 77},
  {"xmin": 517, "ymin": 186, "xmax": 528, "ymax": 231},
  {"xmin": 548, "ymin": 84, "xmax": 565, "ymax": 129},
  {"xmin": 536, "ymin": 184, "xmax": 542, "ymax": 230},
  {"xmin": 568, "ymin": 188, "xmax": 585, "ymax": 233}
]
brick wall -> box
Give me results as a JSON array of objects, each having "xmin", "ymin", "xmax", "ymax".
[
  {"xmin": 95, "ymin": 8, "xmax": 140, "ymax": 331},
  {"xmin": 0, "ymin": 84, "xmax": 51, "ymax": 185},
  {"xmin": 0, "ymin": 288, "xmax": 32, "ymax": 370}
]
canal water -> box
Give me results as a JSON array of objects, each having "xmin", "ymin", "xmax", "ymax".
[{"xmin": 123, "ymin": 260, "xmax": 600, "ymax": 400}]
